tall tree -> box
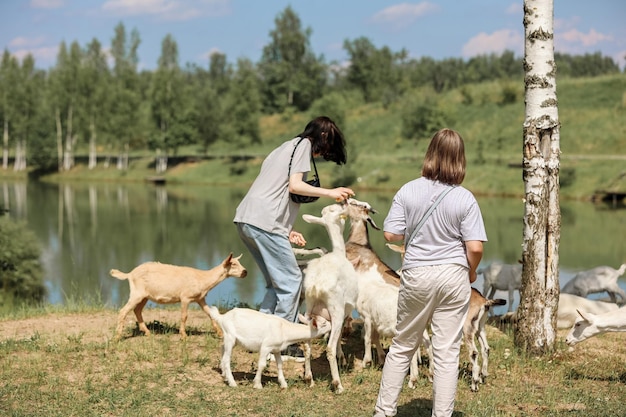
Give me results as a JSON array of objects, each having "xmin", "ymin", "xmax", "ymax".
[
  {"xmin": 515, "ymin": 0, "xmax": 561, "ymax": 355},
  {"xmin": 343, "ymin": 37, "xmax": 405, "ymax": 103},
  {"xmin": 258, "ymin": 6, "xmax": 326, "ymax": 113},
  {"xmin": 47, "ymin": 41, "xmax": 72, "ymax": 171},
  {"xmin": 0, "ymin": 50, "xmax": 19, "ymax": 170},
  {"xmin": 109, "ymin": 22, "xmax": 141, "ymax": 169},
  {"xmin": 222, "ymin": 58, "xmax": 261, "ymax": 144},
  {"xmin": 208, "ymin": 52, "xmax": 231, "ymax": 96},
  {"xmin": 81, "ymin": 38, "xmax": 110, "ymax": 169},
  {"xmin": 11, "ymin": 54, "xmax": 43, "ymax": 171},
  {"xmin": 193, "ymin": 65, "xmax": 223, "ymax": 154}
]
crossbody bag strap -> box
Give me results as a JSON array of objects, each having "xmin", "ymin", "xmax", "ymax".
[
  {"xmin": 406, "ymin": 185, "xmax": 456, "ymax": 245},
  {"xmin": 288, "ymin": 138, "xmax": 316, "ymax": 178}
]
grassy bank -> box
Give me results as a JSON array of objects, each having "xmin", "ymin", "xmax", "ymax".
[{"xmin": 1, "ymin": 305, "xmax": 625, "ymax": 416}]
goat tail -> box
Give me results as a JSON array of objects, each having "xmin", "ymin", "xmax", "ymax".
[
  {"xmin": 207, "ymin": 305, "xmax": 224, "ymax": 337},
  {"xmin": 485, "ymin": 298, "xmax": 507, "ymax": 308},
  {"xmin": 109, "ymin": 269, "xmax": 129, "ymax": 280},
  {"xmin": 207, "ymin": 305, "xmax": 223, "ymax": 325}
]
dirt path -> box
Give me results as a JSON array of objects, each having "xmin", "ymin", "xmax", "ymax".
[{"xmin": 0, "ymin": 309, "xmax": 213, "ymax": 344}]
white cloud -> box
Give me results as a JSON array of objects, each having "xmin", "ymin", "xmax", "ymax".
[
  {"xmin": 371, "ymin": 2, "xmax": 439, "ymax": 30},
  {"xmin": 101, "ymin": 0, "xmax": 231, "ymax": 21},
  {"xmin": 559, "ymin": 28, "xmax": 613, "ymax": 47},
  {"xmin": 462, "ymin": 29, "xmax": 523, "ymax": 58},
  {"xmin": 198, "ymin": 47, "xmax": 223, "ymax": 61},
  {"xmin": 9, "ymin": 36, "xmax": 47, "ymax": 48},
  {"xmin": 505, "ymin": 3, "xmax": 521, "ymax": 15},
  {"xmin": 12, "ymin": 46, "xmax": 58, "ymax": 65},
  {"xmin": 30, "ymin": 0, "xmax": 65, "ymax": 9}
]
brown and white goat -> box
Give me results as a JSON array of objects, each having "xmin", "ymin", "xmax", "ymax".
[
  {"xmin": 110, "ymin": 253, "xmax": 247, "ymax": 340},
  {"xmin": 345, "ymin": 199, "xmax": 431, "ymax": 385},
  {"xmin": 464, "ymin": 287, "xmax": 506, "ymax": 391}
]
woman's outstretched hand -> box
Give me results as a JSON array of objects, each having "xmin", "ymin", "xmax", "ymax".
[{"xmin": 289, "ymin": 230, "xmax": 307, "ymax": 247}]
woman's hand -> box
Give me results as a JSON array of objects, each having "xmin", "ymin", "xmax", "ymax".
[
  {"xmin": 329, "ymin": 187, "xmax": 355, "ymax": 202},
  {"xmin": 289, "ymin": 231, "xmax": 307, "ymax": 247}
]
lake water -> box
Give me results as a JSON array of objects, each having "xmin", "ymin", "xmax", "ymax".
[{"xmin": 1, "ymin": 180, "xmax": 625, "ymax": 316}]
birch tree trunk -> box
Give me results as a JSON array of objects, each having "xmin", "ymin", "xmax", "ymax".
[
  {"xmin": 55, "ymin": 108, "xmax": 63, "ymax": 172},
  {"xmin": 515, "ymin": 0, "xmax": 561, "ymax": 355},
  {"xmin": 2, "ymin": 118, "xmax": 8, "ymax": 170},
  {"xmin": 63, "ymin": 105, "xmax": 73, "ymax": 171},
  {"xmin": 88, "ymin": 118, "xmax": 97, "ymax": 169}
]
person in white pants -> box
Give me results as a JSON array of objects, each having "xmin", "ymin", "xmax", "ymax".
[{"xmin": 373, "ymin": 128, "xmax": 486, "ymax": 417}]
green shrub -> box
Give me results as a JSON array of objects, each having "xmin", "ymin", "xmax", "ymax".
[{"xmin": 0, "ymin": 216, "xmax": 45, "ymax": 304}]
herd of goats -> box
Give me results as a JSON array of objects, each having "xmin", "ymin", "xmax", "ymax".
[{"xmin": 108, "ymin": 198, "xmax": 626, "ymax": 393}]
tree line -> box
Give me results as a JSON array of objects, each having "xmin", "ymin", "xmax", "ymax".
[{"xmin": 0, "ymin": 6, "xmax": 621, "ymax": 174}]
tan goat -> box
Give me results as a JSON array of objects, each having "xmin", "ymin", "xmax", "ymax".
[{"xmin": 110, "ymin": 253, "xmax": 247, "ymax": 340}]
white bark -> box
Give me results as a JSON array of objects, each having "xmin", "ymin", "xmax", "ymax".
[
  {"xmin": 2, "ymin": 118, "xmax": 8, "ymax": 170},
  {"xmin": 55, "ymin": 108, "xmax": 63, "ymax": 172},
  {"xmin": 63, "ymin": 105, "xmax": 73, "ymax": 171},
  {"xmin": 516, "ymin": 0, "xmax": 561, "ymax": 354},
  {"xmin": 88, "ymin": 118, "xmax": 97, "ymax": 170}
]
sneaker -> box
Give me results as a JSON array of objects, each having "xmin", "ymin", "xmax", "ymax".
[{"xmin": 268, "ymin": 344, "xmax": 305, "ymax": 363}]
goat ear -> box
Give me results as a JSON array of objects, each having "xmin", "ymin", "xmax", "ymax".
[
  {"xmin": 366, "ymin": 216, "xmax": 381, "ymax": 230},
  {"xmin": 386, "ymin": 243, "xmax": 405, "ymax": 254},
  {"xmin": 302, "ymin": 214, "xmax": 323, "ymax": 225},
  {"xmin": 223, "ymin": 252, "xmax": 234, "ymax": 266},
  {"xmin": 298, "ymin": 313, "xmax": 310, "ymax": 325},
  {"xmin": 576, "ymin": 309, "xmax": 593, "ymax": 323},
  {"xmin": 350, "ymin": 256, "xmax": 361, "ymax": 268}
]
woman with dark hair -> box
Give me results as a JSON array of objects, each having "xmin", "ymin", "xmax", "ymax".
[
  {"xmin": 373, "ymin": 128, "xmax": 487, "ymax": 417},
  {"xmin": 233, "ymin": 116, "xmax": 354, "ymax": 360}
]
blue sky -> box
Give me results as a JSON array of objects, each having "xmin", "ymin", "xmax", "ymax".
[{"xmin": 1, "ymin": 0, "xmax": 625, "ymax": 71}]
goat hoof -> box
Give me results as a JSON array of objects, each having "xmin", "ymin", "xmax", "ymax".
[{"xmin": 332, "ymin": 382, "xmax": 344, "ymax": 394}]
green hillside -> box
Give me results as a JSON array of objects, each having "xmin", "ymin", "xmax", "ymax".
[{"xmin": 9, "ymin": 74, "xmax": 626, "ymax": 202}]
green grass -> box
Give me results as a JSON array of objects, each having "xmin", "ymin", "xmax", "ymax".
[{"xmin": 1, "ymin": 305, "xmax": 625, "ymax": 417}]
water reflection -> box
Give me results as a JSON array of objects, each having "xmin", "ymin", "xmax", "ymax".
[{"xmin": 1, "ymin": 180, "xmax": 625, "ymax": 316}]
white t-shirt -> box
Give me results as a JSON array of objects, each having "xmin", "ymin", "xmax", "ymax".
[
  {"xmin": 233, "ymin": 137, "xmax": 312, "ymax": 236},
  {"xmin": 384, "ymin": 177, "xmax": 487, "ymax": 270}
]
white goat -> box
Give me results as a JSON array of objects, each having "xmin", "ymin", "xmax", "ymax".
[
  {"xmin": 355, "ymin": 264, "xmax": 425, "ymax": 388},
  {"xmin": 565, "ymin": 306, "xmax": 626, "ymax": 346},
  {"xmin": 207, "ymin": 306, "xmax": 330, "ymax": 389},
  {"xmin": 386, "ymin": 243, "xmax": 506, "ymax": 391},
  {"xmin": 557, "ymin": 293, "xmax": 620, "ymax": 329},
  {"xmin": 110, "ymin": 253, "xmax": 248, "ymax": 339},
  {"xmin": 301, "ymin": 202, "xmax": 360, "ymax": 394},
  {"xmin": 479, "ymin": 262, "xmax": 522, "ymax": 313},
  {"xmin": 561, "ymin": 263, "xmax": 626, "ymax": 303}
]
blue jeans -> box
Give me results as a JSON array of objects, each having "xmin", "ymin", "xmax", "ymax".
[{"xmin": 236, "ymin": 223, "xmax": 302, "ymax": 323}]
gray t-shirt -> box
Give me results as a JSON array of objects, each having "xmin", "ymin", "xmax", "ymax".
[
  {"xmin": 233, "ymin": 137, "xmax": 312, "ymax": 236},
  {"xmin": 384, "ymin": 177, "xmax": 487, "ymax": 270}
]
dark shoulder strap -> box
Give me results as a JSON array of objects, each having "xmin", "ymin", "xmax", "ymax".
[{"xmin": 288, "ymin": 138, "xmax": 316, "ymax": 178}]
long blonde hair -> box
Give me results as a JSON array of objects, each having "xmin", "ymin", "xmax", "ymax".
[{"xmin": 421, "ymin": 128, "xmax": 466, "ymax": 185}]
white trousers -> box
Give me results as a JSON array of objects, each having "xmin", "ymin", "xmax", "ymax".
[{"xmin": 374, "ymin": 264, "xmax": 470, "ymax": 417}]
